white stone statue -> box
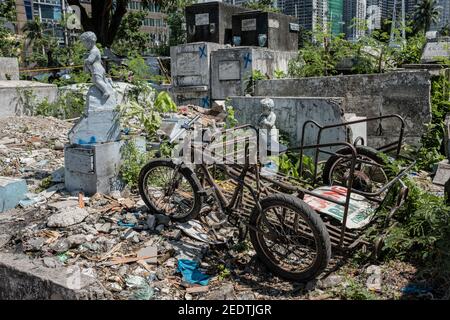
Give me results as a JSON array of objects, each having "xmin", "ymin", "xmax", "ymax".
[
  {"xmin": 68, "ymin": 32, "xmax": 120, "ymax": 145},
  {"xmin": 258, "ymin": 98, "xmax": 277, "ymax": 130},
  {"xmin": 80, "ymin": 31, "xmax": 114, "ymax": 100}
]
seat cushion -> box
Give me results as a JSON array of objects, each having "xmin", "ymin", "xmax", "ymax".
[{"xmin": 303, "ymin": 186, "xmax": 375, "ymax": 229}]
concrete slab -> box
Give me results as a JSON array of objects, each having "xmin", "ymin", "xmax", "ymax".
[
  {"xmin": 0, "ymin": 80, "xmax": 58, "ymax": 118},
  {"xmin": 0, "ymin": 252, "xmax": 98, "ymax": 299},
  {"xmin": 421, "ymin": 40, "xmax": 450, "ymax": 63},
  {"xmin": 0, "ymin": 176, "xmax": 27, "ymax": 213},
  {"xmin": 433, "ymin": 159, "xmax": 450, "ymax": 186}
]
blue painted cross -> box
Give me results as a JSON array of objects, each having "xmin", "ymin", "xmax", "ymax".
[
  {"xmin": 199, "ymin": 45, "xmax": 207, "ymax": 59},
  {"xmin": 201, "ymin": 96, "xmax": 210, "ymax": 108},
  {"xmin": 243, "ymin": 52, "xmax": 252, "ymax": 69}
]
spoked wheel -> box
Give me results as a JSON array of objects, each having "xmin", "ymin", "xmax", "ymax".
[
  {"xmin": 322, "ymin": 146, "xmax": 388, "ymax": 193},
  {"xmin": 138, "ymin": 159, "xmax": 203, "ymax": 222},
  {"xmin": 249, "ymin": 194, "xmax": 331, "ymax": 282}
]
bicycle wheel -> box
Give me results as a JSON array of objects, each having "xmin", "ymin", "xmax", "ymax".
[
  {"xmin": 322, "ymin": 146, "xmax": 388, "ymax": 193},
  {"xmin": 249, "ymin": 193, "xmax": 331, "ymax": 282},
  {"xmin": 138, "ymin": 159, "xmax": 203, "ymax": 222}
]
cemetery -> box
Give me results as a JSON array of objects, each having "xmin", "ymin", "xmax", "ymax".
[{"xmin": 0, "ymin": 0, "xmax": 450, "ymax": 302}]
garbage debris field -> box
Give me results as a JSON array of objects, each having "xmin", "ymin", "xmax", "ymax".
[{"xmin": 0, "ymin": 116, "xmax": 435, "ymax": 300}]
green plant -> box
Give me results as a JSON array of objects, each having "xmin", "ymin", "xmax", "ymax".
[
  {"xmin": 414, "ymin": 74, "xmax": 450, "ymax": 171},
  {"xmin": 154, "ymin": 91, "xmax": 178, "ymax": 113},
  {"xmin": 245, "ymin": 70, "xmax": 268, "ymax": 95},
  {"xmin": 274, "ymin": 69, "xmax": 287, "ymax": 79},
  {"xmin": 217, "ymin": 264, "xmax": 231, "ymax": 281},
  {"xmin": 224, "ymin": 102, "xmax": 238, "ymax": 129},
  {"xmin": 336, "ymin": 278, "xmax": 379, "ymax": 300},
  {"xmin": 120, "ymin": 140, "xmax": 150, "ymax": 189},
  {"xmin": 112, "ymin": 11, "xmax": 149, "ymax": 56},
  {"xmin": 34, "ymin": 91, "xmax": 85, "ymax": 119}
]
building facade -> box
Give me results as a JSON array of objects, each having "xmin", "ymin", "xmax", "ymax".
[
  {"xmin": 14, "ymin": 0, "xmax": 168, "ymax": 48},
  {"xmin": 343, "ymin": 0, "xmax": 366, "ymax": 40},
  {"xmin": 281, "ymin": 0, "xmax": 328, "ymax": 33},
  {"xmin": 328, "ymin": 0, "xmax": 344, "ymax": 34}
]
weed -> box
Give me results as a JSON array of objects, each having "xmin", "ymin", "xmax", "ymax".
[
  {"xmin": 217, "ymin": 264, "xmax": 231, "ymax": 281},
  {"xmin": 335, "ymin": 278, "xmax": 379, "ymax": 300},
  {"xmin": 120, "ymin": 140, "xmax": 150, "ymax": 189}
]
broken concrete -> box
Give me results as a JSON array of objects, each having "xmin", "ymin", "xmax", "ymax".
[
  {"xmin": 64, "ymin": 141, "xmax": 123, "ymax": 196},
  {"xmin": 47, "ymin": 207, "xmax": 89, "ymax": 228}
]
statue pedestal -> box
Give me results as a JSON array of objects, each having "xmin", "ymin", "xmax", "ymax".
[
  {"xmin": 65, "ymin": 85, "xmax": 125, "ymax": 195},
  {"xmin": 68, "ymin": 86, "xmax": 121, "ymax": 145},
  {"xmin": 64, "ymin": 141, "xmax": 123, "ymax": 196}
]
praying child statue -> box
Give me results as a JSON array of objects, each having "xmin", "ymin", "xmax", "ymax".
[
  {"xmin": 80, "ymin": 31, "xmax": 113, "ymax": 100},
  {"xmin": 258, "ymin": 98, "xmax": 277, "ymax": 131}
]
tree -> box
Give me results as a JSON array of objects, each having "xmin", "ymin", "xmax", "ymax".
[
  {"xmin": 66, "ymin": 0, "xmax": 166, "ymax": 47},
  {"xmin": 0, "ymin": 0, "xmax": 16, "ymax": 22},
  {"xmin": 22, "ymin": 18, "xmax": 45, "ymax": 55},
  {"xmin": 112, "ymin": 11, "xmax": 148, "ymax": 56},
  {"xmin": 413, "ymin": 0, "xmax": 441, "ymax": 32},
  {"xmin": 243, "ymin": 0, "xmax": 280, "ymax": 13}
]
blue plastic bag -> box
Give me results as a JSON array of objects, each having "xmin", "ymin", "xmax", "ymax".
[{"xmin": 177, "ymin": 259, "xmax": 210, "ymax": 286}]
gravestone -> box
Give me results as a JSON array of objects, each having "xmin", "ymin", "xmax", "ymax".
[
  {"xmin": 232, "ymin": 10, "xmax": 299, "ymax": 51},
  {"xmin": 211, "ymin": 47, "xmax": 296, "ymax": 100},
  {"xmin": 185, "ymin": 1, "xmax": 247, "ymax": 45}
]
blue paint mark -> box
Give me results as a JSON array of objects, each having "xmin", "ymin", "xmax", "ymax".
[
  {"xmin": 243, "ymin": 53, "xmax": 252, "ymax": 69},
  {"xmin": 78, "ymin": 136, "xmax": 97, "ymax": 145},
  {"xmin": 201, "ymin": 96, "xmax": 210, "ymax": 108},
  {"xmin": 199, "ymin": 45, "xmax": 207, "ymax": 59}
]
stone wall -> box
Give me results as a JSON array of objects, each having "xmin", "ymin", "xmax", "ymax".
[
  {"xmin": 255, "ymin": 71, "xmax": 432, "ymax": 147},
  {"xmin": 0, "ymin": 81, "xmax": 58, "ymax": 118},
  {"xmin": 229, "ymin": 96, "xmax": 347, "ymax": 157},
  {"xmin": 0, "ymin": 58, "xmax": 19, "ymax": 80}
]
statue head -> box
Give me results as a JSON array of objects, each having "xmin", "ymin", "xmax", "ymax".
[
  {"xmin": 80, "ymin": 31, "xmax": 97, "ymax": 50},
  {"xmin": 260, "ymin": 98, "xmax": 274, "ymax": 116}
]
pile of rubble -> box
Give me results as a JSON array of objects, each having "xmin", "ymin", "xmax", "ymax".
[{"xmin": 0, "ymin": 116, "xmax": 69, "ymax": 192}]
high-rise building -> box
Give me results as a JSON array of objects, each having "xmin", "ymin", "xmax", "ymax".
[
  {"xmin": 282, "ymin": 0, "xmax": 328, "ymax": 33},
  {"xmin": 329, "ymin": 0, "xmax": 344, "ymax": 34},
  {"xmin": 343, "ymin": 0, "xmax": 366, "ymax": 40}
]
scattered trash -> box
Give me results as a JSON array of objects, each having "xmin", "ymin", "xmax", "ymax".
[
  {"xmin": 177, "ymin": 259, "xmax": 210, "ymax": 286},
  {"xmin": 125, "ymin": 275, "xmax": 154, "ymax": 300},
  {"xmin": 176, "ymin": 220, "xmax": 226, "ymax": 245}
]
